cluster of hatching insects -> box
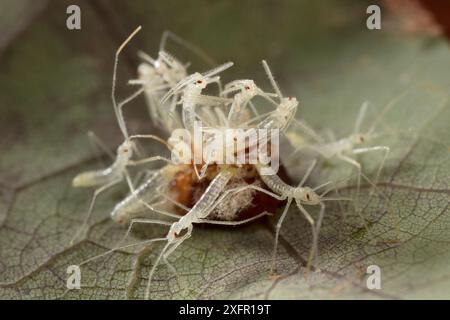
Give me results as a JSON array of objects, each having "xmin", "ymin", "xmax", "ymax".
[{"xmin": 70, "ymin": 27, "xmax": 390, "ymax": 299}]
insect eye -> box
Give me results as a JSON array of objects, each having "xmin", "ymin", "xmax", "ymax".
[
  {"xmin": 123, "ymin": 149, "xmax": 128, "ymax": 152},
  {"xmin": 360, "ymin": 136, "xmax": 365, "ymax": 142},
  {"xmin": 245, "ymin": 86, "xmax": 250, "ymax": 90},
  {"xmin": 288, "ymin": 96, "xmax": 293, "ymax": 100},
  {"xmin": 196, "ymin": 80, "xmax": 203, "ymax": 84},
  {"xmin": 306, "ymin": 193, "xmax": 311, "ymax": 200}
]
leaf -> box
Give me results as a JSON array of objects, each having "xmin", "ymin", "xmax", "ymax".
[{"xmin": 0, "ymin": 0, "xmax": 449, "ymax": 299}]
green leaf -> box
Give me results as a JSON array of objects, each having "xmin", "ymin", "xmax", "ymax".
[{"xmin": 0, "ymin": 0, "xmax": 449, "ymax": 299}]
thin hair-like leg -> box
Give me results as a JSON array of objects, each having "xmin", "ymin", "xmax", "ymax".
[
  {"xmin": 337, "ymin": 154, "xmax": 362, "ymax": 204},
  {"xmin": 353, "ymin": 146, "xmax": 398, "ymax": 238},
  {"xmin": 312, "ymin": 202, "xmax": 325, "ymax": 268},
  {"xmin": 248, "ymin": 100, "xmax": 259, "ymax": 118},
  {"xmin": 261, "ymin": 60, "xmax": 283, "ymax": 99},
  {"xmin": 366, "ymin": 86, "xmax": 418, "ymax": 136},
  {"xmin": 198, "ymin": 211, "xmax": 272, "ymax": 225},
  {"xmin": 117, "ymin": 87, "xmax": 145, "ymax": 131},
  {"xmin": 353, "ymin": 145, "xmax": 390, "ymax": 196},
  {"xmin": 145, "ymin": 242, "xmax": 173, "ymax": 299},
  {"xmin": 126, "ymin": 244, "xmax": 154, "ymax": 299},
  {"xmin": 61, "ymin": 235, "xmax": 166, "ymax": 298},
  {"xmin": 202, "ymin": 61, "xmax": 234, "ymax": 79},
  {"xmin": 159, "ymin": 228, "xmax": 194, "ymax": 293},
  {"xmin": 137, "ymin": 199, "xmax": 182, "ymax": 220},
  {"xmin": 128, "ymin": 155, "xmax": 176, "ymax": 166},
  {"xmin": 299, "ymin": 160, "xmax": 317, "ymax": 187},
  {"xmin": 292, "ymin": 118, "xmax": 325, "ymax": 144},
  {"xmin": 207, "ymin": 184, "xmax": 289, "ymax": 273},
  {"xmin": 336, "ymin": 154, "xmax": 377, "ymax": 240},
  {"xmin": 214, "ymin": 184, "xmax": 286, "ymax": 204},
  {"xmin": 137, "ymin": 51, "xmax": 156, "ymax": 66},
  {"xmin": 333, "ymin": 186, "xmax": 346, "ymax": 225},
  {"xmin": 157, "ymin": 191, "xmax": 190, "ymax": 213}
]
